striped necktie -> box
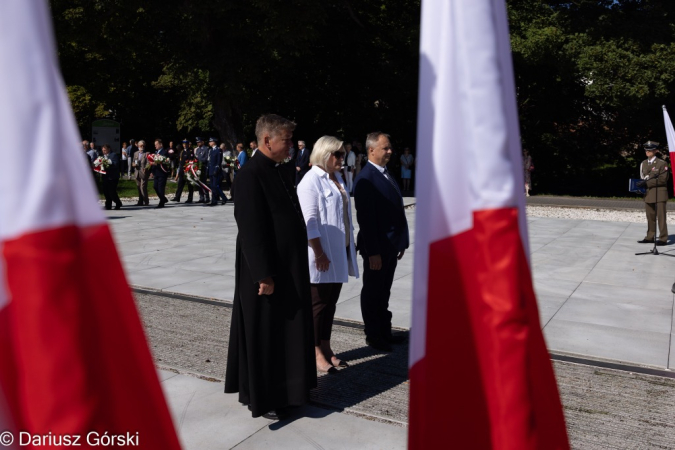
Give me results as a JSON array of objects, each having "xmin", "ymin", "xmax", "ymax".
[{"xmin": 383, "ymin": 168, "xmax": 401, "ymax": 195}]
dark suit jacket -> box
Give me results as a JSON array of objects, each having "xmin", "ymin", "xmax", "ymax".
[
  {"xmin": 295, "ymin": 147, "xmax": 310, "ymax": 184},
  {"xmin": 128, "ymin": 144, "xmax": 138, "ymax": 161},
  {"xmin": 152, "ymin": 148, "xmax": 169, "ymax": 178},
  {"xmin": 353, "ymin": 161, "xmax": 409, "ymax": 258},
  {"xmin": 208, "ymin": 146, "xmax": 223, "ymax": 177},
  {"xmin": 103, "ymin": 152, "xmax": 120, "ymax": 180}
]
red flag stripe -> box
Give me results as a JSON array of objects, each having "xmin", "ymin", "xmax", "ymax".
[
  {"xmin": 408, "ymin": 208, "xmax": 568, "ymax": 450},
  {"xmin": 0, "ymin": 224, "xmax": 181, "ymax": 449}
]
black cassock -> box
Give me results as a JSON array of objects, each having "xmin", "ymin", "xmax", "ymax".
[{"xmin": 225, "ymin": 151, "xmax": 316, "ymax": 417}]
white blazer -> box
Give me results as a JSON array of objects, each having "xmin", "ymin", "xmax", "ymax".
[{"xmin": 297, "ymin": 165, "xmax": 359, "ymax": 283}]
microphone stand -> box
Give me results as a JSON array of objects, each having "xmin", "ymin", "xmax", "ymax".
[{"xmin": 636, "ymin": 165, "xmax": 674, "ymax": 256}]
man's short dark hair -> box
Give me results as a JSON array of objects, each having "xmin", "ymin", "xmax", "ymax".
[
  {"xmin": 255, "ymin": 114, "xmax": 296, "ymax": 143},
  {"xmin": 155, "ymin": 138, "xmax": 163, "ymax": 146}
]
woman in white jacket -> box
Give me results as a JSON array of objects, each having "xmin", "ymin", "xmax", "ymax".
[{"xmin": 297, "ymin": 136, "xmax": 359, "ymax": 374}]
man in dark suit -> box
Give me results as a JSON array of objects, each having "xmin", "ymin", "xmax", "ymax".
[
  {"xmin": 207, "ymin": 137, "xmax": 228, "ymax": 206},
  {"xmin": 100, "ymin": 144, "xmax": 122, "ymax": 210},
  {"xmin": 127, "ymin": 139, "xmax": 138, "ymax": 177},
  {"xmin": 353, "ymin": 132, "xmax": 409, "ymax": 352},
  {"xmin": 152, "ymin": 138, "xmax": 170, "ymax": 208},
  {"xmin": 295, "ymin": 140, "xmax": 310, "ymax": 185}
]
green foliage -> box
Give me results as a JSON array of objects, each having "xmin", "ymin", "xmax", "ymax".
[
  {"xmin": 50, "ymin": 0, "xmax": 420, "ymax": 148},
  {"xmin": 509, "ymin": 0, "xmax": 675, "ymax": 195},
  {"xmin": 52, "ymin": 0, "xmax": 675, "ymax": 196}
]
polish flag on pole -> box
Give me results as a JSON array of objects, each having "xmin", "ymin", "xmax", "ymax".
[
  {"xmin": 662, "ymin": 106, "xmax": 675, "ymax": 192},
  {"xmin": 0, "ymin": 1, "xmax": 181, "ymax": 448},
  {"xmin": 409, "ymin": 1, "xmax": 569, "ymax": 449}
]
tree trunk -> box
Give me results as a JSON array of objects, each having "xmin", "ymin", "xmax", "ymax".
[{"xmin": 212, "ymin": 95, "xmax": 243, "ymax": 150}]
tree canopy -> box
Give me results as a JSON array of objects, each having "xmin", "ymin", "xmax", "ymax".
[{"xmin": 51, "ymin": 0, "xmax": 675, "ymax": 196}]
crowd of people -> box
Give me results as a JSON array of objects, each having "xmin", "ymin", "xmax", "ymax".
[
  {"xmin": 83, "ymin": 116, "xmax": 415, "ymax": 420},
  {"xmin": 83, "ymin": 133, "xmax": 417, "ymax": 211}
]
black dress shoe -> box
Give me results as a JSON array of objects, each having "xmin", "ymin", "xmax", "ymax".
[
  {"xmin": 171, "ymin": 197, "xmax": 179, "ymax": 202},
  {"xmin": 154, "ymin": 203, "xmax": 165, "ymax": 209},
  {"xmin": 263, "ymin": 408, "xmax": 290, "ymax": 421},
  {"xmin": 135, "ymin": 202, "xmax": 144, "ymax": 206},
  {"xmin": 185, "ymin": 200, "xmax": 193, "ymax": 204},
  {"xmin": 104, "ymin": 206, "xmax": 112, "ymax": 210},
  {"xmin": 248, "ymin": 405, "xmax": 290, "ymax": 421},
  {"xmin": 206, "ymin": 203, "xmax": 217, "ymax": 206},
  {"xmin": 387, "ymin": 334, "xmax": 408, "ymax": 344},
  {"xmin": 657, "ymin": 240, "xmax": 668, "ymax": 246},
  {"xmin": 114, "ymin": 204, "xmax": 121, "ymax": 210},
  {"xmin": 366, "ymin": 336, "xmax": 392, "ymax": 352},
  {"xmin": 197, "ymin": 199, "xmax": 205, "ymax": 203},
  {"xmin": 637, "ymin": 239, "xmax": 654, "ymax": 244}
]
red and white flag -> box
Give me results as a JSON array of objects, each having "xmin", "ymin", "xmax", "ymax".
[
  {"xmin": 662, "ymin": 106, "xmax": 675, "ymax": 192},
  {"xmin": 0, "ymin": 1, "xmax": 181, "ymax": 448},
  {"xmin": 409, "ymin": 1, "xmax": 569, "ymax": 449}
]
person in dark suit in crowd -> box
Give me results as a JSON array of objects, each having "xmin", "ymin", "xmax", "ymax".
[
  {"xmin": 127, "ymin": 139, "xmax": 138, "ymax": 177},
  {"xmin": 133, "ymin": 140, "xmax": 150, "ymax": 206},
  {"xmin": 637, "ymin": 140, "xmax": 669, "ymax": 245},
  {"xmin": 86, "ymin": 141, "xmax": 98, "ymax": 162},
  {"xmin": 152, "ymin": 138, "xmax": 170, "ymax": 208},
  {"xmin": 207, "ymin": 137, "xmax": 228, "ymax": 206},
  {"xmin": 225, "ymin": 114, "xmax": 316, "ymax": 421},
  {"xmin": 249, "ymin": 139, "xmax": 259, "ymax": 156},
  {"xmin": 353, "ymin": 132, "xmax": 409, "ymax": 352},
  {"xmin": 295, "ymin": 140, "xmax": 310, "ymax": 185},
  {"xmin": 195, "ymin": 137, "xmax": 211, "ymax": 204},
  {"xmin": 171, "ymin": 140, "xmax": 195, "ymax": 203},
  {"xmin": 101, "ymin": 144, "xmax": 122, "ymax": 210}
]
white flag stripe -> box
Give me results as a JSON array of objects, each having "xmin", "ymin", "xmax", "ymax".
[
  {"xmin": 663, "ymin": 106, "xmax": 675, "ymax": 157},
  {"xmin": 410, "ymin": 0, "xmax": 528, "ymax": 366},
  {"xmin": 0, "ymin": 0, "xmax": 103, "ymax": 243},
  {"xmin": 493, "ymin": 0, "xmax": 530, "ymax": 254}
]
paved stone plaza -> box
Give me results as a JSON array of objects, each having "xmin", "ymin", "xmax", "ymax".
[
  {"xmin": 110, "ymin": 198, "xmax": 675, "ymax": 371},
  {"xmin": 106, "ymin": 197, "xmax": 675, "ymax": 449}
]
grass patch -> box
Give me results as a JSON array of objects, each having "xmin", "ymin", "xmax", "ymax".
[{"xmin": 97, "ymin": 179, "xmax": 178, "ymax": 200}]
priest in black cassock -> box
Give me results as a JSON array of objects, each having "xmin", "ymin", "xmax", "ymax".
[{"xmin": 224, "ymin": 114, "xmax": 316, "ymax": 421}]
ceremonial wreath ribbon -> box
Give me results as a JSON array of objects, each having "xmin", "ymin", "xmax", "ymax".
[
  {"xmin": 146, "ymin": 153, "xmax": 169, "ymax": 172},
  {"xmin": 184, "ymin": 159, "xmax": 211, "ymax": 193}
]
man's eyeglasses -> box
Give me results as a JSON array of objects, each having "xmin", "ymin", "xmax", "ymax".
[{"xmin": 332, "ymin": 151, "xmax": 345, "ymax": 159}]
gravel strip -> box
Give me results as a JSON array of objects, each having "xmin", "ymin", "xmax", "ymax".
[
  {"xmin": 137, "ymin": 292, "xmax": 675, "ymax": 448},
  {"xmin": 527, "ymin": 205, "xmax": 675, "ymax": 224}
]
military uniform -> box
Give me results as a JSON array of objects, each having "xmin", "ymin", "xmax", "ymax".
[
  {"xmin": 195, "ymin": 138, "xmax": 211, "ymax": 203},
  {"xmin": 207, "ymin": 138, "xmax": 228, "ymax": 206},
  {"xmin": 173, "ymin": 144, "xmax": 195, "ymax": 203},
  {"xmin": 639, "ymin": 145, "xmax": 669, "ymax": 243}
]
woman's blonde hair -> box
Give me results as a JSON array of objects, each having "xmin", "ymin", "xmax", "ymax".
[{"xmin": 310, "ymin": 136, "xmax": 344, "ymax": 169}]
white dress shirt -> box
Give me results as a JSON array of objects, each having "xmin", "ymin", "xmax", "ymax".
[{"xmin": 297, "ymin": 165, "xmax": 359, "ymax": 283}]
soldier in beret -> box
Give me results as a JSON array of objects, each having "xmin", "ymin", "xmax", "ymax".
[{"xmin": 637, "ymin": 141, "xmax": 669, "ymax": 245}]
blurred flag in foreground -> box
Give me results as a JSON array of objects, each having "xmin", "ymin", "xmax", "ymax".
[
  {"xmin": 662, "ymin": 105, "xmax": 675, "ymax": 192},
  {"xmin": 0, "ymin": 1, "xmax": 181, "ymax": 448},
  {"xmin": 409, "ymin": 1, "xmax": 569, "ymax": 449}
]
